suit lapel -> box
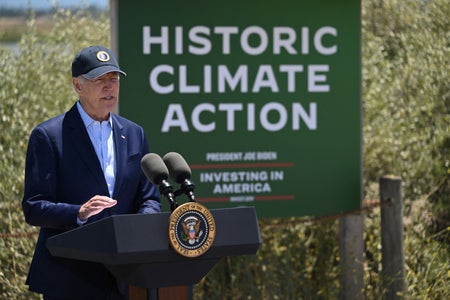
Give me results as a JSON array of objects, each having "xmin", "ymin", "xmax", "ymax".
[{"xmin": 65, "ymin": 104, "xmax": 108, "ymax": 192}]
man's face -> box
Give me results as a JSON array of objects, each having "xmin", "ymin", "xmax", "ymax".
[{"xmin": 74, "ymin": 72, "xmax": 120, "ymax": 121}]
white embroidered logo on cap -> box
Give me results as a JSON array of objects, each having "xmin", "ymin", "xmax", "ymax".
[{"xmin": 96, "ymin": 51, "xmax": 110, "ymax": 62}]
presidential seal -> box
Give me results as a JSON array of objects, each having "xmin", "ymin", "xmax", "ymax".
[
  {"xmin": 168, "ymin": 202, "xmax": 215, "ymax": 258},
  {"xmin": 96, "ymin": 50, "xmax": 110, "ymax": 62}
]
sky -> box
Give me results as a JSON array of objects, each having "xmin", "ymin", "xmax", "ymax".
[{"xmin": 0, "ymin": 0, "xmax": 108, "ymax": 9}]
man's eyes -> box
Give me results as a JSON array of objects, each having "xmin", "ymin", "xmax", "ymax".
[{"xmin": 94, "ymin": 77, "xmax": 119, "ymax": 84}]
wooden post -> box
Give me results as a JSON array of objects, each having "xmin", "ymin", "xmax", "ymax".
[
  {"xmin": 380, "ymin": 176, "xmax": 406, "ymax": 299},
  {"xmin": 339, "ymin": 213, "xmax": 364, "ymax": 300},
  {"xmin": 129, "ymin": 285, "xmax": 148, "ymax": 300},
  {"xmin": 159, "ymin": 285, "xmax": 191, "ymax": 300},
  {"xmin": 129, "ymin": 285, "xmax": 191, "ymax": 300}
]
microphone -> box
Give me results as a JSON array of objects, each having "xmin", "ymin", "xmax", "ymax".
[
  {"xmin": 140, "ymin": 153, "xmax": 178, "ymax": 211},
  {"xmin": 162, "ymin": 152, "xmax": 196, "ymax": 202}
]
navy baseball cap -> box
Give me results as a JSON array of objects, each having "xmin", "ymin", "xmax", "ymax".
[{"xmin": 71, "ymin": 45, "xmax": 126, "ymax": 79}]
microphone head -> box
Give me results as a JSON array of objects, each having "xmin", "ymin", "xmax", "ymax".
[
  {"xmin": 163, "ymin": 152, "xmax": 192, "ymax": 183},
  {"xmin": 140, "ymin": 153, "xmax": 169, "ymax": 185}
]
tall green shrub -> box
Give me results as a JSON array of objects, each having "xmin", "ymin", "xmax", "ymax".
[{"xmin": 362, "ymin": 0, "xmax": 449, "ymax": 232}]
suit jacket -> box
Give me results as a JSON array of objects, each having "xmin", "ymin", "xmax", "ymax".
[{"xmin": 22, "ymin": 103, "xmax": 161, "ymax": 299}]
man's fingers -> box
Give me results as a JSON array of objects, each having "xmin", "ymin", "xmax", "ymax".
[
  {"xmin": 97, "ymin": 199, "xmax": 117, "ymax": 207},
  {"xmin": 78, "ymin": 196, "xmax": 117, "ymax": 220},
  {"xmin": 90, "ymin": 195, "xmax": 117, "ymax": 206}
]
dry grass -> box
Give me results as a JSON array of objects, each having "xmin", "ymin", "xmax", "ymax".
[{"xmin": 0, "ymin": 15, "xmax": 54, "ymax": 41}]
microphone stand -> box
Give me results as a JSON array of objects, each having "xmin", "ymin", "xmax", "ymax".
[
  {"xmin": 159, "ymin": 181, "xmax": 178, "ymax": 212},
  {"xmin": 174, "ymin": 179, "xmax": 196, "ymax": 202}
]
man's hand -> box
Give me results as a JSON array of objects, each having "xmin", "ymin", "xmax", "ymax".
[{"xmin": 78, "ymin": 195, "xmax": 117, "ymax": 221}]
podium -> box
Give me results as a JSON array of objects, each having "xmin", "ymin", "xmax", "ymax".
[{"xmin": 46, "ymin": 206, "xmax": 261, "ymax": 299}]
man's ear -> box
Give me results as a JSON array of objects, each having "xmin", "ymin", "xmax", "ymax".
[{"xmin": 73, "ymin": 77, "xmax": 82, "ymax": 93}]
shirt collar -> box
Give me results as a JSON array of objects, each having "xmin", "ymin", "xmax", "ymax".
[{"xmin": 76, "ymin": 101, "xmax": 112, "ymax": 128}]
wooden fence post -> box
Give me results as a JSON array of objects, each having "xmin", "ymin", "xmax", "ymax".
[
  {"xmin": 380, "ymin": 176, "xmax": 406, "ymax": 299},
  {"xmin": 339, "ymin": 213, "xmax": 364, "ymax": 300}
]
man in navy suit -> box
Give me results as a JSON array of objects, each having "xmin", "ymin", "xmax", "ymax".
[{"xmin": 22, "ymin": 45, "xmax": 161, "ymax": 299}]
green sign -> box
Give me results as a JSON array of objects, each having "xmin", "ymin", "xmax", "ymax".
[{"xmin": 117, "ymin": 0, "xmax": 361, "ymax": 217}]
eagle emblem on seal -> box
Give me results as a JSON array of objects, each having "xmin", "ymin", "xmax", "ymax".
[{"xmin": 181, "ymin": 216, "xmax": 203, "ymax": 245}]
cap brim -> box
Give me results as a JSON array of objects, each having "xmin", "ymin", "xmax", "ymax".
[{"xmin": 83, "ymin": 65, "xmax": 127, "ymax": 79}]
